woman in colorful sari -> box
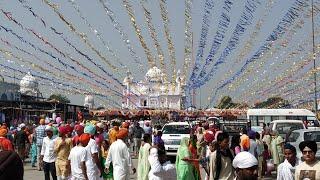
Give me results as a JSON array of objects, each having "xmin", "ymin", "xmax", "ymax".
[
  {"xmin": 189, "ymin": 135, "xmax": 201, "ymax": 180},
  {"xmin": 176, "ymin": 137, "xmax": 196, "ymax": 180},
  {"xmin": 101, "ymin": 139, "xmax": 113, "ymax": 180}
]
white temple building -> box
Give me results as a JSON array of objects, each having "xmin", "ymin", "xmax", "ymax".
[
  {"xmin": 122, "ymin": 66, "xmax": 186, "ymax": 110},
  {"xmin": 84, "ymin": 95, "xmax": 95, "ymax": 109},
  {"xmin": 20, "ymin": 72, "xmax": 40, "ymax": 97}
]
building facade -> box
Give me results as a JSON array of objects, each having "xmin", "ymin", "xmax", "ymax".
[
  {"xmin": 122, "ymin": 66, "xmax": 186, "ymax": 110},
  {"xmin": 0, "ymin": 79, "xmax": 20, "ymax": 101}
]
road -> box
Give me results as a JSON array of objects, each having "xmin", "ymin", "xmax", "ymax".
[{"xmin": 24, "ymin": 157, "xmax": 276, "ymax": 180}]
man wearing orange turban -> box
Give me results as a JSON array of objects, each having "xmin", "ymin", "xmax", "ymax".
[
  {"xmin": 109, "ymin": 126, "xmax": 119, "ymax": 144},
  {"xmin": 105, "ymin": 128, "xmax": 135, "ymax": 180},
  {"xmin": 68, "ymin": 133, "xmax": 90, "ymax": 180},
  {"xmin": 0, "ymin": 128, "xmax": 13, "ymax": 151}
]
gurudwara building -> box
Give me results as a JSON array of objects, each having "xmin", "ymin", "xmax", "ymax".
[{"xmin": 122, "ymin": 66, "xmax": 186, "ymax": 110}]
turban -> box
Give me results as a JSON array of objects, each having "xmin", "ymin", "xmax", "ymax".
[
  {"xmin": 75, "ymin": 124, "xmax": 84, "ymax": 132},
  {"xmin": 52, "ymin": 126, "xmax": 58, "ymax": 135},
  {"xmin": 233, "ymin": 151, "xmax": 258, "ymax": 169},
  {"xmin": 65, "ymin": 124, "xmax": 73, "ymax": 134},
  {"xmin": 79, "ymin": 133, "xmax": 91, "ymax": 145},
  {"xmin": 84, "ymin": 124, "xmax": 96, "ymax": 135},
  {"xmin": 45, "ymin": 125, "xmax": 53, "ymax": 132},
  {"xmin": 248, "ymin": 130, "xmax": 256, "ymax": 139},
  {"xmin": 116, "ymin": 128, "xmax": 128, "ymax": 139},
  {"xmin": 204, "ymin": 130, "xmax": 215, "ymax": 143},
  {"xmin": 19, "ymin": 123, "xmax": 26, "ymax": 128},
  {"xmin": 58, "ymin": 126, "xmax": 68, "ymax": 135},
  {"xmin": 299, "ymin": 140, "xmax": 317, "ymax": 153},
  {"xmin": 284, "ymin": 143, "xmax": 296, "ymax": 153},
  {"xmin": 0, "ymin": 128, "xmax": 7, "ymax": 137},
  {"xmin": 96, "ymin": 122, "xmax": 104, "ymax": 129},
  {"xmin": 39, "ymin": 119, "xmax": 45, "ymax": 125}
]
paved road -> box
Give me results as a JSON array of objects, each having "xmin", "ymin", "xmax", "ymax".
[{"xmin": 24, "ymin": 157, "xmax": 276, "ymax": 180}]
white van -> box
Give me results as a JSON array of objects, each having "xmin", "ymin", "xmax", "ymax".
[
  {"xmin": 161, "ymin": 122, "xmax": 191, "ymax": 156},
  {"xmin": 269, "ymin": 120, "xmax": 306, "ymax": 138}
]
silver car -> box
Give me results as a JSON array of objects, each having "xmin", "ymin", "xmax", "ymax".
[{"xmin": 287, "ymin": 129, "xmax": 320, "ymax": 160}]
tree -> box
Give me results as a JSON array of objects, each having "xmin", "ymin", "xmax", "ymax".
[
  {"xmin": 216, "ymin": 96, "xmax": 250, "ymax": 109},
  {"xmin": 48, "ymin": 94, "xmax": 70, "ymax": 104},
  {"xmin": 254, "ymin": 96, "xmax": 290, "ymax": 108}
]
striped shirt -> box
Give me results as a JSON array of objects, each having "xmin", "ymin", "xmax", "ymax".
[{"xmin": 35, "ymin": 125, "xmax": 46, "ymax": 146}]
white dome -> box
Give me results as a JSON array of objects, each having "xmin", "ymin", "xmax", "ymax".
[
  {"xmin": 84, "ymin": 95, "xmax": 95, "ymax": 108},
  {"xmin": 20, "ymin": 72, "xmax": 39, "ymax": 95},
  {"xmin": 145, "ymin": 66, "xmax": 162, "ymax": 82}
]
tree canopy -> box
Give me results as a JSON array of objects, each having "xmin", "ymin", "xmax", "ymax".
[
  {"xmin": 48, "ymin": 94, "xmax": 70, "ymax": 104},
  {"xmin": 254, "ymin": 96, "xmax": 291, "ymax": 108}
]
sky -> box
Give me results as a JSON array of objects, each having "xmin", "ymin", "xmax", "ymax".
[{"xmin": 0, "ymin": 0, "xmax": 319, "ymax": 108}]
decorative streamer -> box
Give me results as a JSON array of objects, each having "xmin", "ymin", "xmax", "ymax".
[
  {"xmin": 189, "ymin": 0, "xmax": 232, "ymax": 85},
  {"xmin": 140, "ymin": 0, "xmax": 166, "ymax": 75},
  {"xmin": 0, "ymin": 68, "xmax": 121, "ymax": 107},
  {"xmin": 15, "ymin": 1, "xmax": 126, "ymax": 88},
  {"xmin": 214, "ymin": 0, "xmax": 274, "ymax": 89},
  {"xmin": 209, "ymin": 0, "xmax": 309, "ymax": 106},
  {"xmin": 0, "ymin": 43, "xmax": 123, "ymax": 98},
  {"xmin": 42, "ymin": 0, "xmax": 120, "ymax": 76},
  {"xmin": 0, "ymin": 12, "xmax": 124, "ymax": 91},
  {"xmin": 98, "ymin": 0, "xmax": 145, "ymax": 72},
  {"xmin": 67, "ymin": 0, "xmax": 127, "ymax": 70},
  {"xmin": 231, "ymin": 19, "xmax": 313, "ymax": 101},
  {"xmin": 230, "ymin": 3, "xmax": 320, "ymax": 101},
  {"xmin": 1, "ymin": 8, "xmax": 128, "ymax": 90},
  {"xmin": 159, "ymin": 0, "xmax": 177, "ymax": 81},
  {"xmin": 238, "ymin": 22, "xmax": 319, "ymax": 105},
  {"xmin": 185, "ymin": 0, "xmax": 214, "ymax": 106},
  {"xmin": 0, "ymin": 24, "xmax": 122, "ymax": 95},
  {"xmin": 182, "ymin": 0, "xmax": 193, "ymax": 82},
  {"xmin": 122, "ymin": 0, "xmax": 156, "ymax": 68},
  {"xmin": 194, "ymin": 0, "xmax": 261, "ymax": 88}
]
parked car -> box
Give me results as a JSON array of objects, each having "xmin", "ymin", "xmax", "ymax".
[
  {"xmin": 161, "ymin": 122, "xmax": 191, "ymax": 156},
  {"xmin": 287, "ymin": 129, "xmax": 320, "ymax": 160},
  {"xmin": 269, "ymin": 120, "xmax": 306, "ymax": 139}
]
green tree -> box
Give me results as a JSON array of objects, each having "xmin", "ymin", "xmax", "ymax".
[
  {"xmin": 254, "ymin": 96, "xmax": 290, "ymax": 108},
  {"xmin": 48, "ymin": 94, "xmax": 70, "ymax": 104}
]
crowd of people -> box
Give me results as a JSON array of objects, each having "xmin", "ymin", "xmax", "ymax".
[{"xmin": 0, "ymin": 118, "xmax": 319, "ymax": 180}]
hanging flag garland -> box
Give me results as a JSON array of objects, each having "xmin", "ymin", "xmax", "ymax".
[
  {"xmin": 122, "ymin": 0, "xmax": 156, "ymax": 68},
  {"xmin": 209, "ymin": 0, "xmax": 309, "ymax": 106},
  {"xmin": 159, "ymin": 0, "xmax": 177, "ymax": 82},
  {"xmin": 194, "ymin": 0, "xmax": 261, "ymax": 88},
  {"xmin": 140, "ymin": 0, "xmax": 166, "ymax": 75}
]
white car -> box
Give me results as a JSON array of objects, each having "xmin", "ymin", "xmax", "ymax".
[
  {"xmin": 287, "ymin": 129, "xmax": 320, "ymax": 160},
  {"xmin": 161, "ymin": 122, "xmax": 191, "ymax": 156},
  {"xmin": 269, "ymin": 120, "xmax": 306, "ymax": 139}
]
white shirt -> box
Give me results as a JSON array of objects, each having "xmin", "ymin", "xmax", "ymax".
[
  {"xmin": 148, "ymin": 148, "xmax": 176, "ymax": 180},
  {"xmin": 41, "ymin": 136, "xmax": 57, "ymax": 163},
  {"xmin": 277, "ymin": 158, "xmax": 300, "ymax": 180},
  {"xmin": 68, "ymin": 146, "xmax": 88, "ymax": 180},
  {"xmin": 105, "ymin": 139, "xmax": 132, "ymax": 180},
  {"xmin": 85, "ymin": 138, "xmax": 101, "ymax": 180}
]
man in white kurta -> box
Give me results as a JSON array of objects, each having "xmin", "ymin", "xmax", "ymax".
[{"xmin": 105, "ymin": 128, "xmax": 134, "ymax": 180}]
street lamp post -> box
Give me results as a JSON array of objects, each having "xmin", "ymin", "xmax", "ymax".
[{"xmin": 311, "ymin": 0, "xmax": 318, "ymax": 115}]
